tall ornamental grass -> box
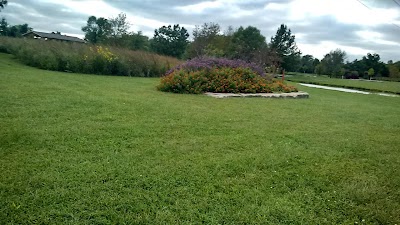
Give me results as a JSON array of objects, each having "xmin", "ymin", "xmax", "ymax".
[{"xmin": 0, "ymin": 36, "xmax": 182, "ymax": 77}]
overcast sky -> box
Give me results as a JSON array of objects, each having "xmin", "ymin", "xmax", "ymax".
[{"xmin": 1, "ymin": 0, "xmax": 400, "ymax": 61}]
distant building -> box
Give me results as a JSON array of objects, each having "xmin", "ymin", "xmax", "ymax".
[{"xmin": 22, "ymin": 31, "xmax": 86, "ymax": 43}]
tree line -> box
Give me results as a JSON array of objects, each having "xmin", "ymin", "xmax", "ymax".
[
  {"xmin": 0, "ymin": 7, "xmax": 399, "ymax": 79},
  {"xmin": 79, "ymin": 13, "xmax": 399, "ymax": 79},
  {"xmin": 0, "ymin": 18, "xmax": 31, "ymax": 37},
  {"xmin": 80, "ymin": 14, "xmax": 301, "ymax": 74}
]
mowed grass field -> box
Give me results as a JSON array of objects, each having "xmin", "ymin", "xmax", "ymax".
[
  {"xmin": 1, "ymin": 53, "xmax": 400, "ymax": 224},
  {"xmin": 286, "ymin": 73, "xmax": 400, "ymax": 94}
]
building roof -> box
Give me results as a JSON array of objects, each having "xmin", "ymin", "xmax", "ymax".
[{"xmin": 23, "ymin": 31, "xmax": 86, "ymax": 43}]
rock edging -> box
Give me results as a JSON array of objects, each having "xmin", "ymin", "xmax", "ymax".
[{"xmin": 204, "ymin": 92, "xmax": 309, "ymax": 99}]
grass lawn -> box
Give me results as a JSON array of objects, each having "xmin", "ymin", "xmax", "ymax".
[
  {"xmin": 286, "ymin": 73, "xmax": 400, "ymax": 94},
  {"xmin": 1, "ymin": 53, "xmax": 400, "ymax": 224}
]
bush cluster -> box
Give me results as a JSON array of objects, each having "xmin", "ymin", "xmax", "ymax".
[
  {"xmin": 158, "ymin": 58, "xmax": 298, "ymax": 94},
  {"xmin": 165, "ymin": 57, "xmax": 266, "ymax": 77},
  {"xmin": 344, "ymin": 71, "xmax": 360, "ymax": 79},
  {"xmin": 0, "ymin": 36, "xmax": 181, "ymax": 77}
]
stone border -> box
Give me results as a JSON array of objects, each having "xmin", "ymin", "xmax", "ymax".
[{"xmin": 204, "ymin": 91, "xmax": 309, "ymax": 99}]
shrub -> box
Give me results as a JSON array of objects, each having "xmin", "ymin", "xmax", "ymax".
[
  {"xmin": 158, "ymin": 58, "xmax": 298, "ymax": 94},
  {"xmin": 165, "ymin": 57, "xmax": 267, "ymax": 77},
  {"xmin": 0, "ymin": 36, "xmax": 182, "ymax": 77},
  {"xmin": 344, "ymin": 71, "xmax": 359, "ymax": 79}
]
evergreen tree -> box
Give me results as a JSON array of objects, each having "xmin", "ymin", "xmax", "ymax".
[
  {"xmin": 151, "ymin": 24, "xmax": 189, "ymax": 58},
  {"xmin": 270, "ymin": 24, "xmax": 301, "ymax": 72}
]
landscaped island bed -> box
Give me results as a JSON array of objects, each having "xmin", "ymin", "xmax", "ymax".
[
  {"xmin": 158, "ymin": 57, "xmax": 298, "ymax": 94},
  {"xmin": 1, "ymin": 53, "xmax": 400, "ymax": 224}
]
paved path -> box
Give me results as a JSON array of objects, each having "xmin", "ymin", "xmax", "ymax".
[
  {"xmin": 300, "ymin": 83, "xmax": 370, "ymax": 94},
  {"xmin": 299, "ymin": 83, "xmax": 398, "ymax": 97}
]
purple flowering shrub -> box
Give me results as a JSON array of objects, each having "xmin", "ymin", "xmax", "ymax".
[
  {"xmin": 158, "ymin": 57, "xmax": 298, "ymax": 94},
  {"xmin": 165, "ymin": 57, "xmax": 267, "ymax": 77}
]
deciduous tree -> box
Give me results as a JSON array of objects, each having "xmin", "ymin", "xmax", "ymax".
[
  {"xmin": 0, "ymin": 18, "xmax": 31, "ymax": 37},
  {"xmin": 387, "ymin": 61, "xmax": 400, "ymax": 78},
  {"xmin": 299, "ymin": 55, "xmax": 316, "ymax": 73},
  {"xmin": 229, "ymin": 26, "xmax": 266, "ymax": 61},
  {"xmin": 186, "ymin": 22, "xmax": 221, "ymax": 58},
  {"xmin": 314, "ymin": 64, "xmax": 324, "ymax": 75},
  {"xmin": 367, "ymin": 68, "xmax": 375, "ymax": 80},
  {"xmin": 252, "ymin": 45, "xmax": 282, "ymax": 72},
  {"xmin": 126, "ymin": 31, "xmax": 150, "ymax": 51},
  {"xmin": 345, "ymin": 53, "xmax": 389, "ymax": 78},
  {"xmin": 82, "ymin": 16, "xmax": 112, "ymax": 44},
  {"xmin": 320, "ymin": 49, "xmax": 346, "ymax": 78},
  {"xmin": 362, "ymin": 53, "xmax": 388, "ymax": 77},
  {"xmin": 109, "ymin": 12, "xmax": 130, "ymax": 38}
]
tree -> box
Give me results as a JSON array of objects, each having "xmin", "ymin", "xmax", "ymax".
[
  {"xmin": 127, "ymin": 31, "xmax": 150, "ymax": 51},
  {"xmin": 8, "ymin": 26, "xmax": 18, "ymax": 37},
  {"xmin": 0, "ymin": 18, "xmax": 32, "ymax": 37},
  {"xmin": 19, "ymin": 24, "xmax": 30, "ymax": 34},
  {"xmin": 200, "ymin": 25, "xmax": 236, "ymax": 58},
  {"xmin": 345, "ymin": 59, "xmax": 365, "ymax": 77},
  {"xmin": 320, "ymin": 49, "xmax": 346, "ymax": 78},
  {"xmin": 345, "ymin": 53, "xmax": 389, "ymax": 78},
  {"xmin": 0, "ymin": 17, "xmax": 8, "ymax": 36},
  {"xmin": 118, "ymin": 31, "xmax": 150, "ymax": 51},
  {"xmin": 82, "ymin": 16, "xmax": 112, "ymax": 44},
  {"xmin": 151, "ymin": 24, "xmax": 189, "ymax": 58},
  {"xmin": 270, "ymin": 24, "xmax": 301, "ymax": 72},
  {"xmin": 387, "ymin": 61, "xmax": 400, "ymax": 78},
  {"xmin": 105, "ymin": 13, "xmax": 132, "ymax": 47},
  {"xmin": 109, "ymin": 12, "xmax": 130, "ymax": 38},
  {"xmin": 314, "ymin": 64, "xmax": 324, "ymax": 75},
  {"xmin": 186, "ymin": 22, "xmax": 221, "ymax": 58},
  {"xmin": 313, "ymin": 58, "xmax": 320, "ymax": 69},
  {"xmin": 229, "ymin": 26, "xmax": 266, "ymax": 61},
  {"xmin": 0, "ymin": 0, "xmax": 7, "ymax": 11},
  {"xmin": 299, "ymin": 55, "xmax": 316, "ymax": 73},
  {"xmin": 252, "ymin": 45, "xmax": 282, "ymax": 72},
  {"xmin": 367, "ymin": 68, "xmax": 375, "ymax": 80},
  {"xmin": 362, "ymin": 53, "xmax": 388, "ymax": 77}
]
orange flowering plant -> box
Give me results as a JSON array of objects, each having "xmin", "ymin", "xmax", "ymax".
[{"xmin": 158, "ymin": 58, "xmax": 298, "ymax": 94}]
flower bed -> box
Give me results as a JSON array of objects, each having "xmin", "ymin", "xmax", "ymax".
[{"xmin": 158, "ymin": 57, "xmax": 298, "ymax": 94}]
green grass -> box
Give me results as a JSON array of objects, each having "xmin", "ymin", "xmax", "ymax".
[
  {"xmin": 1, "ymin": 53, "xmax": 400, "ymax": 224},
  {"xmin": 286, "ymin": 73, "xmax": 400, "ymax": 94}
]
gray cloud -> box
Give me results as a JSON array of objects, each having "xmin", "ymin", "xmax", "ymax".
[
  {"xmin": 292, "ymin": 16, "xmax": 363, "ymax": 45},
  {"xmin": 1, "ymin": 0, "xmax": 87, "ymax": 34}
]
